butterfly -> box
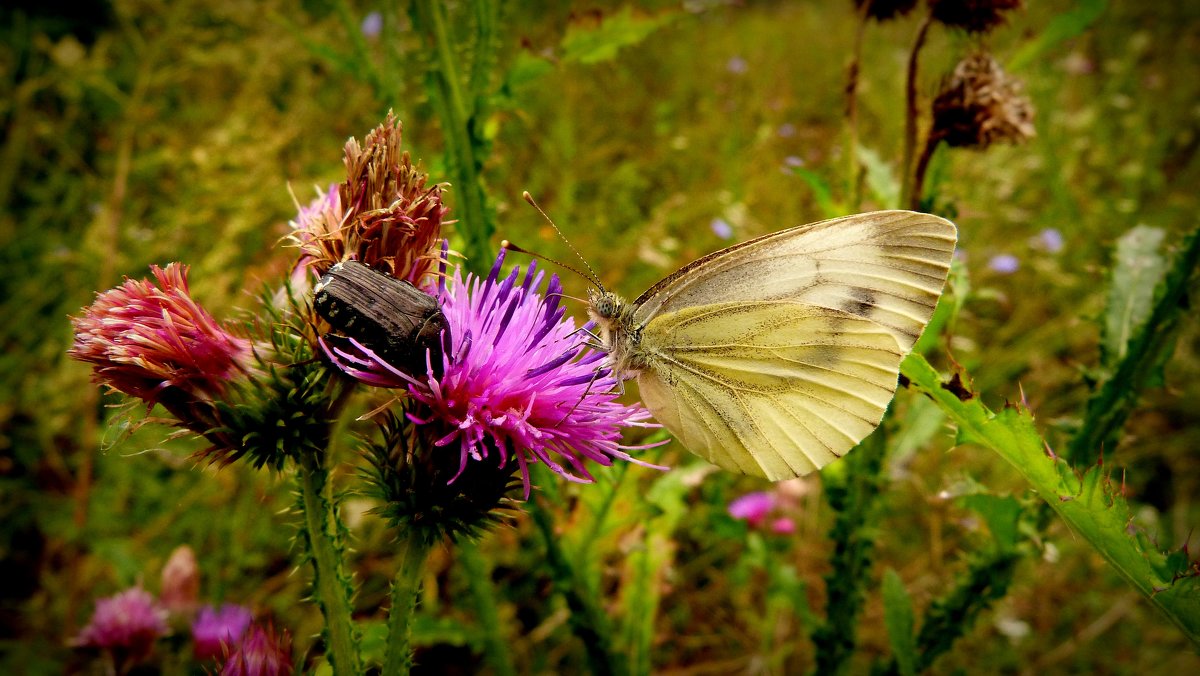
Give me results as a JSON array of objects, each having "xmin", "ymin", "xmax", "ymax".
[{"xmin": 586, "ymin": 210, "xmax": 957, "ymax": 480}]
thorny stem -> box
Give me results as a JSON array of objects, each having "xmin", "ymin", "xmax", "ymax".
[
  {"xmin": 298, "ymin": 452, "xmax": 361, "ymax": 675},
  {"xmin": 900, "ymin": 13, "xmax": 934, "ymax": 210},
  {"xmin": 409, "ymin": 0, "xmax": 495, "ymax": 273},
  {"xmin": 383, "ymin": 534, "xmax": 434, "ymax": 675}
]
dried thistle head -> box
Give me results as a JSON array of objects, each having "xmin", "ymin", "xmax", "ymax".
[
  {"xmin": 930, "ymin": 0, "xmax": 1022, "ymax": 34},
  {"xmin": 290, "ymin": 112, "xmax": 449, "ymax": 291},
  {"xmin": 854, "ymin": 0, "xmax": 918, "ymax": 22},
  {"xmin": 931, "ymin": 52, "xmax": 1036, "ymax": 149}
]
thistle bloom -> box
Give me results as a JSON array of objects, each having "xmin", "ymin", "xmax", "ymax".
[
  {"xmin": 73, "ymin": 586, "xmax": 168, "ymax": 663},
  {"xmin": 220, "ymin": 623, "xmax": 292, "ymax": 676},
  {"xmin": 931, "ymin": 52, "xmax": 1035, "ymax": 150},
  {"xmin": 192, "ymin": 604, "xmax": 254, "ymax": 661},
  {"xmin": 68, "ymin": 263, "xmax": 253, "ymax": 410},
  {"xmin": 325, "ymin": 250, "xmax": 662, "ymax": 498}
]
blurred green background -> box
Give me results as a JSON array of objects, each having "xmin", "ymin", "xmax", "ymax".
[{"xmin": 2, "ymin": 0, "xmax": 1199, "ymax": 673}]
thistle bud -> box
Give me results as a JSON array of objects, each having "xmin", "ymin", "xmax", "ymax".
[
  {"xmin": 160, "ymin": 545, "xmax": 200, "ymax": 618},
  {"xmin": 931, "ymin": 52, "xmax": 1035, "ymax": 149}
]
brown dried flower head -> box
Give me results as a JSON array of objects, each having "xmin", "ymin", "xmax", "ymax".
[
  {"xmin": 930, "ymin": 0, "xmax": 1022, "ymax": 34},
  {"xmin": 290, "ymin": 113, "xmax": 448, "ymax": 291},
  {"xmin": 931, "ymin": 52, "xmax": 1036, "ymax": 149},
  {"xmin": 854, "ymin": 0, "xmax": 918, "ymax": 22}
]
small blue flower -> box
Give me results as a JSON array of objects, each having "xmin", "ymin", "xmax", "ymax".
[
  {"xmin": 710, "ymin": 218, "xmax": 733, "ymax": 239},
  {"xmin": 726, "ymin": 56, "xmax": 748, "ymax": 75},
  {"xmin": 777, "ymin": 123, "xmax": 797, "ymax": 138},
  {"xmin": 988, "ymin": 253, "xmax": 1020, "ymax": 274},
  {"xmin": 361, "ymin": 12, "xmax": 383, "ymax": 39},
  {"xmin": 1034, "ymin": 228, "xmax": 1064, "ymax": 253}
]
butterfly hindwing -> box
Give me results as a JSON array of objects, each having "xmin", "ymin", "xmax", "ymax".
[{"xmin": 636, "ymin": 300, "xmax": 908, "ymax": 480}]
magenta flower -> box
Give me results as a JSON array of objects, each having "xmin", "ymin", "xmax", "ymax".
[
  {"xmin": 73, "ymin": 586, "xmax": 168, "ymax": 664},
  {"xmin": 728, "ymin": 491, "xmax": 775, "ymax": 527},
  {"xmin": 326, "ymin": 250, "xmax": 663, "ymax": 498},
  {"xmin": 68, "ymin": 263, "xmax": 253, "ymax": 408},
  {"xmin": 192, "ymin": 604, "xmax": 254, "ymax": 661},
  {"xmin": 220, "ymin": 623, "xmax": 292, "ymax": 676}
]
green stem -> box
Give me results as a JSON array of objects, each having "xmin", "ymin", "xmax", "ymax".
[
  {"xmin": 531, "ymin": 498, "xmax": 625, "ymax": 676},
  {"xmin": 458, "ymin": 539, "xmax": 518, "ymax": 676},
  {"xmin": 844, "ymin": 1, "xmax": 871, "ymax": 211},
  {"xmin": 383, "ymin": 535, "xmax": 433, "ymax": 675},
  {"xmin": 410, "ymin": 0, "xmax": 495, "ymax": 272},
  {"xmin": 298, "ymin": 453, "xmax": 361, "ymax": 675}
]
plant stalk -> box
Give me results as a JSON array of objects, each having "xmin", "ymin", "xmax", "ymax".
[
  {"xmin": 298, "ymin": 452, "xmax": 362, "ymax": 675},
  {"xmin": 900, "ymin": 13, "xmax": 933, "ymax": 210},
  {"xmin": 383, "ymin": 534, "xmax": 434, "ymax": 675}
]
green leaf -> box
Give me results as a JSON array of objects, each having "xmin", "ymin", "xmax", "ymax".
[
  {"xmin": 788, "ymin": 165, "xmax": 844, "ymax": 219},
  {"xmin": 1009, "ymin": 0, "xmax": 1108, "ymax": 71},
  {"xmin": 1103, "ymin": 225, "xmax": 1167, "ymax": 367},
  {"xmin": 959, "ymin": 494, "xmax": 1023, "ymax": 552},
  {"xmin": 1068, "ymin": 222, "xmax": 1200, "ymax": 464},
  {"xmin": 882, "ymin": 568, "xmax": 917, "ymax": 676},
  {"xmin": 857, "ymin": 144, "xmax": 901, "ymax": 210},
  {"xmin": 901, "ymin": 354, "xmax": 1200, "ymax": 648},
  {"xmin": 561, "ymin": 6, "xmax": 675, "ymax": 65}
]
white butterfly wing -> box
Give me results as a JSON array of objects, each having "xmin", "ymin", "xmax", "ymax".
[
  {"xmin": 629, "ymin": 210, "xmax": 956, "ymax": 479},
  {"xmin": 632, "ymin": 210, "xmax": 957, "ymax": 352}
]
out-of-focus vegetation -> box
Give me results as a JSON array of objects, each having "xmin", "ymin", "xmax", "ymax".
[{"xmin": 3, "ymin": 0, "xmax": 1199, "ymax": 673}]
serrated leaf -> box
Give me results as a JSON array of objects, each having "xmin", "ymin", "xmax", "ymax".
[
  {"xmin": 882, "ymin": 568, "xmax": 917, "ymax": 676},
  {"xmin": 561, "ymin": 6, "xmax": 674, "ymax": 65},
  {"xmin": 1103, "ymin": 225, "xmax": 1167, "ymax": 366},
  {"xmin": 857, "ymin": 144, "xmax": 901, "ymax": 209},
  {"xmin": 901, "ymin": 354, "xmax": 1200, "ymax": 647}
]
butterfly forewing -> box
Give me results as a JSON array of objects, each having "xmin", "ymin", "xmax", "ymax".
[{"xmin": 632, "ymin": 211, "xmax": 957, "ymax": 352}]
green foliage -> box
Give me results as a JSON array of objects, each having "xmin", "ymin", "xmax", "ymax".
[
  {"xmin": 903, "ymin": 354, "xmax": 1200, "ymax": 647},
  {"xmin": 881, "ymin": 569, "xmax": 916, "ymax": 676},
  {"xmin": 1068, "ymin": 223, "xmax": 1200, "ymax": 464},
  {"xmin": 560, "ymin": 6, "xmax": 676, "ymax": 65}
]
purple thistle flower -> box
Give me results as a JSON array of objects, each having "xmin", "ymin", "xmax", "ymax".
[
  {"xmin": 220, "ymin": 623, "xmax": 292, "ymax": 676},
  {"xmin": 728, "ymin": 491, "xmax": 775, "ymax": 526},
  {"xmin": 73, "ymin": 586, "xmax": 168, "ymax": 663},
  {"xmin": 324, "ymin": 250, "xmax": 663, "ymax": 498},
  {"xmin": 192, "ymin": 604, "xmax": 254, "ymax": 661}
]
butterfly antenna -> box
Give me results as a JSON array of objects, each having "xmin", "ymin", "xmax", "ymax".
[{"xmin": 511, "ymin": 191, "xmax": 605, "ymax": 291}]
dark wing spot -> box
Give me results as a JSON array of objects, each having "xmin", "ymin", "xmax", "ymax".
[{"xmin": 840, "ymin": 287, "xmax": 877, "ymax": 318}]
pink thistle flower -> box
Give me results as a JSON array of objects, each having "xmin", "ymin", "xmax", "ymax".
[
  {"xmin": 73, "ymin": 586, "xmax": 168, "ymax": 665},
  {"xmin": 68, "ymin": 263, "xmax": 253, "ymax": 413},
  {"xmin": 728, "ymin": 491, "xmax": 775, "ymax": 527},
  {"xmin": 325, "ymin": 250, "xmax": 663, "ymax": 498},
  {"xmin": 219, "ymin": 623, "xmax": 292, "ymax": 676},
  {"xmin": 192, "ymin": 604, "xmax": 254, "ymax": 661}
]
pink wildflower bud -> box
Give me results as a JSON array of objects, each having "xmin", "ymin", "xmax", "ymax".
[
  {"xmin": 220, "ymin": 623, "xmax": 292, "ymax": 676},
  {"xmin": 728, "ymin": 491, "xmax": 775, "ymax": 527},
  {"xmin": 160, "ymin": 545, "xmax": 199, "ymax": 617}
]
